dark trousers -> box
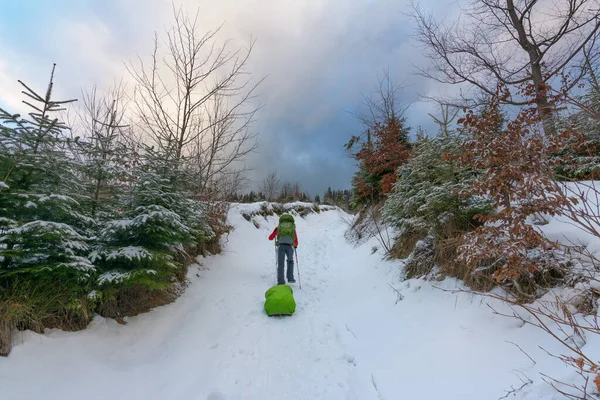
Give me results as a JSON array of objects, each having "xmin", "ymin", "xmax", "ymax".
[{"xmin": 277, "ymin": 244, "xmax": 294, "ymax": 284}]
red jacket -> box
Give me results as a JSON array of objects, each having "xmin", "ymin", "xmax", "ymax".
[{"xmin": 268, "ymin": 227, "xmax": 298, "ymax": 247}]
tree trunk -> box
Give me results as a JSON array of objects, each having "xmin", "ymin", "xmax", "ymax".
[{"xmin": 506, "ymin": 0, "xmax": 556, "ymax": 136}]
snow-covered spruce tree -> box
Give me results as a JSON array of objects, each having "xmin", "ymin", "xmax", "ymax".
[
  {"xmin": 383, "ymin": 127, "xmax": 492, "ymax": 277},
  {"xmin": 0, "ymin": 65, "xmax": 95, "ymax": 355},
  {"xmin": 91, "ymin": 146, "xmax": 214, "ymax": 316},
  {"xmin": 552, "ymin": 64, "xmax": 600, "ymax": 180},
  {"xmin": 383, "ymin": 130, "xmax": 488, "ymax": 231}
]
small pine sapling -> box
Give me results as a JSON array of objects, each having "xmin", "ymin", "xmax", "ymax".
[{"xmin": 0, "ymin": 65, "xmax": 96, "ymax": 355}]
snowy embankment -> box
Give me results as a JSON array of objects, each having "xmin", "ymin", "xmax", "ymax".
[{"xmin": 0, "ymin": 201, "xmax": 596, "ymax": 399}]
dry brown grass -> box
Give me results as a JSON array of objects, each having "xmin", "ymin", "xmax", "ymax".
[
  {"xmin": 199, "ymin": 236, "xmax": 224, "ymax": 256},
  {"xmin": 347, "ymin": 202, "xmax": 392, "ymax": 250},
  {"xmin": 96, "ymin": 284, "xmax": 183, "ymax": 320},
  {"xmin": 436, "ymin": 236, "xmax": 498, "ymax": 291},
  {"xmin": 390, "ymin": 229, "xmax": 427, "ymax": 260},
  {"xmin": 423, "ymin": 218, "xmax": 497, "ymax": 291},
  {"xmin": 0, "ymin": 283, "xmax": 93, "ymax": 357},
  {"xmin": 433, "ymin": 225, "xmax": 571, "ymax": 299},
  {"xmin": 347, "ymin": 205, "xmax": 368, "ymax": 242},
  {"xmin": 387, "ymin": 217, "xmax": 505, "ymax": 291},
  {"xmin": 0, "ymin": 302, "xmax": 16, "ymax": 356},
  {"xmin": 403, "ymin": 236, "xmax": 436, "ymax": 279}
]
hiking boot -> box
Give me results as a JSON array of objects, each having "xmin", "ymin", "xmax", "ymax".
[{"xmin": 288, "ymin": 278, "xmax": 296, "ymax": 283}]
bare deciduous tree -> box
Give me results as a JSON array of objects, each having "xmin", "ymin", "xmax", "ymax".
[
  {"xmin": 563, "ymin": 47, "xmax": 600, "ymax": 122},
  {"xmin": 72, "ymin": 83, "xmax": 132, "ymax": 217},
  {"xmin": 260, "ymin": 171, "xmax": 281, "ymax": 201},
  {"xmin": 411, "ymin": 0, "xmax": 600, "ymax": 136},
  {"xmin": 80, "ymin": 83, "xmax": 129, "ymax": 149},
  {"xmin": 278, "ymin": 181, "xmax": 303, "ymax": 202},
  {"xmin": 188, "ymin": 91, "xmax": 259, "ymax": 198},
  {"xmin": 357, "ymin": 67, "xmax": 411, "ymax": 130},
  {"xmin": 127, "ymin": 4, "xmax": 263, "ymax": 198},
  {"xmin": 346, "ymin": 67, "xmax": 412, "ymax": 153}
]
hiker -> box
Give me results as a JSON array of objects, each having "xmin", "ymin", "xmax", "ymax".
[{"xmin": 268, "ymin": 214, "xmax": 298, "ymax": 285}]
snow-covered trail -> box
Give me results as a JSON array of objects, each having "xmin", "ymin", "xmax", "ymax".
[{"xmin": 0, "ymin": 205, "xmax": 569, "ymax": 400}]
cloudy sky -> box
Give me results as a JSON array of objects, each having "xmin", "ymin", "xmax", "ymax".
[{"xmin": 0, "ymin": 0, "xmax": 448, "ymax": 197}]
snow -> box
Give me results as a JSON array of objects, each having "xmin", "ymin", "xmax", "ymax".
[
  {"xmin": 107, "ymin": 219, "xmax": 132, "ymax": 228},
  {"xmin": 0, "ymin": 217, "xmax": 17, "ymax": 227},
  {"xmin": 38, "ymin": 194, "xmax": 79, "ymax": 205},
  {"xmin": 0, "ymin": 205, "xmax": 597, "ymax": 399},
  {"xmin": 24, "ymin": 201, "xmax": 37, "ymax": 208},
  {"xmin": 106, "ymin": 246, "xmax": 152, "ymax": 261},
  {"xmin": 97, "ymin": 270, "xmax": 133, "ymax": 285},
  {"xmin": 533, "ymin": 181, "xmax": 600, "ymax": 251},
  {"xmin": 5, "ymin": 220, "xmax": 85, "ymax": 239},
  {"xmin": 98, "ymin": 269, "xmax": 159, "ymax": 285},
  {"xmin": 58, "ymin": 256, "xmax": 96, "ymax": 272}
]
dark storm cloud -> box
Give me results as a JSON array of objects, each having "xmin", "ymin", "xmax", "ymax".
[{"xmin": 0, "ymin": 0, "xmax": 450, "ymax": 197}]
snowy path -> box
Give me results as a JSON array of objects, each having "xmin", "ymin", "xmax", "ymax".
[{"xmin": 0, "ymin": 206, "xmax": 570, "ymax": 400}]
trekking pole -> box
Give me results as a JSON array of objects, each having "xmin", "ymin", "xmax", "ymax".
[
  {"xmin": 274, "ymin": 244, "xmax": 277, "ymax": 286},
  {"xmin": 295, "ymin": 247, "xmax": 302, "ymax": 289}
]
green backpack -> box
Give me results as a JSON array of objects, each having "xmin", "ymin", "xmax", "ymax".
[
  {"xmin": 264, "ymin": 284, "xmax": 296, "ymax": 316},
  {"xmin": 277, "ymin": 214, "xmax": 296, "ymax": 245}
]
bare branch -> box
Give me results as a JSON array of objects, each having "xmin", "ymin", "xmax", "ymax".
[
  {"xmin": 410, "ymin": 0, "xmax": 600, "ymax": 135},
  {"xmin": 126, "ymin": 4, "xmax": 263, "ymax": 200}
]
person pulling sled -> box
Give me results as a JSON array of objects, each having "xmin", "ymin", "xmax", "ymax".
[{"xmin": 268, "ymin": 214, "xmax": 298, "ymax": 285}]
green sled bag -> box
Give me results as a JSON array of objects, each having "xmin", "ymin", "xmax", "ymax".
[{"xmin": 264, "ymin": 284, "xmax": 296, "ymax": 316}]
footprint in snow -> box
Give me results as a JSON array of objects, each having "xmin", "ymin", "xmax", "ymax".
[
  {"xmin": 206, "ymin": 392, "xmax": 226, "ymax": 400},
  {"xmin": 342, "ymin": 354, "xmax": 357, "ymax": 366}
]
